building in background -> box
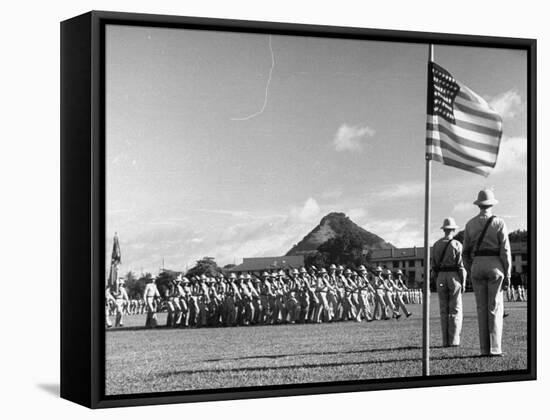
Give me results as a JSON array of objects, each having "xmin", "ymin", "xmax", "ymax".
[
  {"xmin": 369, "ymin": 247, "xmax": 427, "ymax": 287},
  {"xmin": 369, "ymin": 242, "xmax": 528, "ymax": 288},
  {"xmin": 229, "ymin": 255, "xmax": 304, "ymax": 275}
]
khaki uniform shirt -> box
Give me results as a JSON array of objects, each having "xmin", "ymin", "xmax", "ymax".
[
  {"xmin": 432, "ymin": 238, "xmax": 465, "ymax": 272},
  {"xmin": 462, "ymin": 213, "xmax": 512, "ymax": 277},
  {"xmin": 143, "ymin": 283, "xmax": 160, "ymax": 299}
]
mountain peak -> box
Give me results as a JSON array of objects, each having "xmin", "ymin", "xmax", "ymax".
[{"xmin": 286, "ymin": 212, "xmax": 394, "ymax": 256}]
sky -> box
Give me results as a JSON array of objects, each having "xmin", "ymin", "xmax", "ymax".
[{"xmin": 105, "ymin": 24, "xmax": 528, "ymax": 275}]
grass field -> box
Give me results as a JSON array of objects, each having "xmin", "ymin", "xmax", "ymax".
[{"xmin": 105, "ymin": 293, "xmax": 528, "ymax": 395}]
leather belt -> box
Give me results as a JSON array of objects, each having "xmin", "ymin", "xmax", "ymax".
[
  {"xmin": 438, "ymin": 267, "xmax": 458, "ymax": 272},
  {"xmin": 475, "ymin": 249, "xmax": 500, "ymax": 257}
]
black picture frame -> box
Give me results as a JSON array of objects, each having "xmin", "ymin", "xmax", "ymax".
[{"xmin": 60, "ymin": 10, "xmax": 537, "ymax": 409}]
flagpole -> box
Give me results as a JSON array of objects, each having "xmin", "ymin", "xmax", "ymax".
[{"xmin": 422, "ymin": 44, "xmax": 434, "ymax": 376}]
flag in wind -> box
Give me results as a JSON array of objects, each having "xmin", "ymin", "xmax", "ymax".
[
  {"xmin": 108, "ymin": 233, "xmax": 121, "ymax": 288},
  {"xmin": 111, "ymin": 233, "xmax": 121, "ymax": 265},
  {"xmin": 426, "ymin": 62, "xmax": 503, "ymax": 177}
]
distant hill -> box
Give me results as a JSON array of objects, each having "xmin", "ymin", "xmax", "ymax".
[{"xmin": 286, "ymin": 212, "xmax": 394, "ymax": 256}]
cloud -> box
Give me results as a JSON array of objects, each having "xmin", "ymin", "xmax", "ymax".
[
  {"xmin": 362, "ymin": 218, "xmax": 422, "ymax": 248},
  {"xmin": 321, "ymin": 188, "xmax": 343, "ymax": 200},
  {"xmin": 187, "ymin": 208, "xmax": 250, "ymax": 217},
  {"xmin": 493, "ymin": 136, "xmax": 527, "ymax": 173},
  {"xmin": 489, "ymin": 90, "xmax": 524, "ymax": 119},
  {"xmin": 347, "ymin": 208, "xmax": 367, "ymax": 223},
  {"xmin": 378, "ymin": 182, "xmax": 424, "ymax": 199},
  {"xmin": 114, "ymin": 198, "xmax": 326, "ymax": 273},
  {"xmin": 332, "ymin": 123, "xmax": 375, "ymax": 152},
  {"xmin": 290, "ymin": 197, "xmax": 321, "ymax": 223},
  {"xmin": 452, "ymin": 201, "xmax": 472, "ymax": 214}
]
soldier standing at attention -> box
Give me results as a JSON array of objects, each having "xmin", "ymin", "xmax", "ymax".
[
  {"xmin": 463, "ymin": 189, "xmax": 512, "ymax": 357},
  {"xmin": 432, "ymin": 217, "xmax": 466, "ymax": 347}
]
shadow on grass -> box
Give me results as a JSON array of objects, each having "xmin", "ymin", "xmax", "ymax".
[
  {"xmin": 156, "ymin": 354, "xmax": 490, "ymax": 378},
  {"xmin": 202, "ymin": 345, "xmax": 457, "ymax": 363},
  {"xmin": 202, "ymin": 346, "xmax": 423, "ymax": 362}
]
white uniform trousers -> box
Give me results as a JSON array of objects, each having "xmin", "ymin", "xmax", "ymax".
[{"xmin": 471, "ymin": 256, "xmax": 505, "ymax": 355}]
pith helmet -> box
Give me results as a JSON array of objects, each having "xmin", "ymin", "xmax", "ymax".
[
  {"xmin": 262, "ymin": 271, "xmax": 270, "ymax": 277},
  {"xmin": 358, "ymin": 265, "xmax": 367, "ymax": 272},
  {"xmin": 245, "ymin": 273, "xmax": 251, "ymax": 280},
  {"xmin": 299, "ymin": 267, "xmax": 307, "ymax": 274},
  {"xmin": 309, "ymin": 265, "xmax": 317, "ymax": 272},
  {"xmin": 344, "ymin": 268, "xmax": 352, "ymax": 275},
  {"xmin": 181, "ymin": 277, "xmax": 190, "ymax": 283},
  {"xmin": 337, "ymin": 265, "xmax": 344, "ymax": 271},
  {"xmin": 473, "ymin": 189, "xmax": 498, "ymax": 206},
  {"xmin": 394, "ymin": 269, "xmax": 403, "ymax": 275},
  {"xmin": 383, "ymin": 268, "xmax": 392, "ymax": 276},
  {"xmin": 373, "ymin": 266, "xmax": 383, "ymax": 273},
  {"xmin": 441, "ymin": 217, "xmax": 459, "ymax": 230},
  {"xmin": 329, "ymin": 264, "xmax": 337, "ymax": 270},
  {"xmin": 229, "ymin": 273, "xmax": 236, "ymax": 279},
  {"xmin": 291, "ymin": 268, "xmax": 299, "ymax": 275},
  {"xmin": 278, "ymin": 270, "xmax": 285, "ymax": 277},
  {"xmin": 318, "ymin": 268, "xmax": 327, "ymax": 274},
  {"xmin": 200, "ymin": 274, "xmax": 207, "ymax": 281}
]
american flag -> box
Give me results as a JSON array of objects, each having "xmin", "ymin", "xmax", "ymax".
[{"xmin": 426, "ymin": 61, "xmax": 503, "ymax": 177}]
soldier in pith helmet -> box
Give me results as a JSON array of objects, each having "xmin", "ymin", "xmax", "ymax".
[
  {"xmin": 113, "ymin": 278, "xmax": 129, "ymax": 327},
  {"xmin": 372, "ymin": 266, "xmax": 389, "ymax": 320},
  {"xmin": 382, "ymin": 269, "xmax": 400, "ymax": 319},
  {"xmin": 105, "ymin": 286, "xmax": 115, "ymax": 328},
  {"xmin": 356, "ymin": 265, "xmax": 374, "ymax": 321},
  {"xmin": 143, "ymin": 274, "xmax": 160, "ymax": 328},
  {"xmin": 314, "ymin": 267, "xmax": 330, "ymax": 323},
  {"xmin": 433, "ymin": 217, "xmax": 465, "ymax": 346},
  {"xmin": 463, "ymin": 189, "xmax": 511, "ymax": 356},
  {"xmin": 393, "ymin": 268, "xmax": 412, "ymax": 319}
]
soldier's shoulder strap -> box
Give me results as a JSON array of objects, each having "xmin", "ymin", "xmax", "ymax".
[
  {"xmin": 474, "ymin": 215, "xmax": 496, "ymax": 254},
  {"xmin": 435, "ymin": 239, "xmax": 454, "ymax": 271}
]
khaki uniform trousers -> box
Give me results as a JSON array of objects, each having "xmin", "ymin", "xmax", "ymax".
[
  {"xmin": 374, "ymin": 289, "xmax": 388, "ymax": 320},
  {"xmin": 145, "ymin": 297, "xmax": 158, "ymax": 328},
  {"xmin": 436, "ymin": 272, "xmax": 463, "ymax": 347},
  {"xmin": 471, "ymin": 256, "xmax": 505, "ymax": 355},
  {"xmin": 115, "ymin": 298, "xmax": 126, "ymax": 327}
]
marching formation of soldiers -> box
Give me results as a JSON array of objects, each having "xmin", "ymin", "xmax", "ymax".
[
  {"xmin": 507, "ymin": 272, "xmax": 527, "ymax": 302},
  {"xmin": 106, "ymin": 265, "xmax": 422, "ymax": 329}
]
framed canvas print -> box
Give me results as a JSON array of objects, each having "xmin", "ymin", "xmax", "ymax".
[{"xmin": 60, "ymin": 10, "xmax": 536, "ymax": 408}]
